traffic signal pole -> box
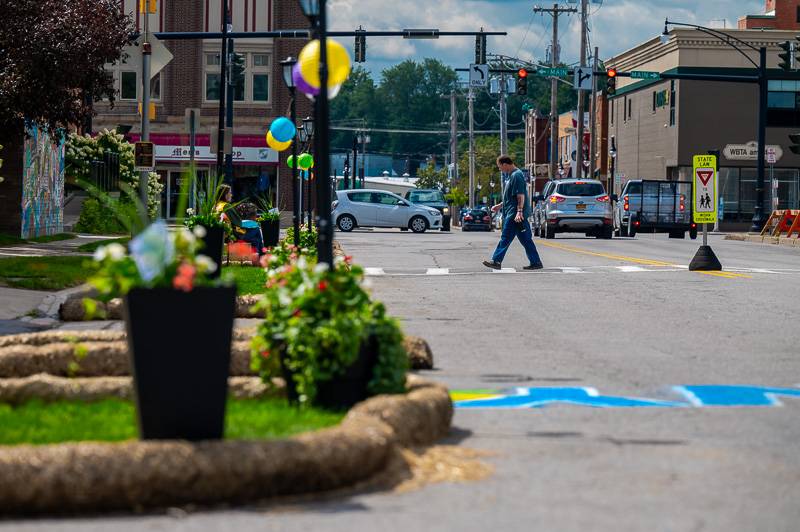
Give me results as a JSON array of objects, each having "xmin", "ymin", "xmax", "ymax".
[
  {"xmin": 500, "ymin": 74, "xmax": 508, "ymax": 155},
  {"xmin": 589, "ymin": 46, "xmax": 598, "ymax": 179},
  {"xmin": 468, "ymin": 85, "xmax": 476, "ymax": 209}
]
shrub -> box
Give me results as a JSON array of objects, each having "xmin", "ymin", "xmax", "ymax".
[{"xmin": 74, "ymin": 198, "xmax": 135, "ymax": 235}]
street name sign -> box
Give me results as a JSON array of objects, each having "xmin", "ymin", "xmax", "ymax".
[
  {"xmin": 469, "ymin": 63, "xmax": 489, "ymax": 87},
  {"xmin": 134, "ymin": 141, "xmax": 155, "ymax": 172},
  {"xmin": 536, "ymin": 67, "xmax": 569, "ymax": 77},
  {"xmin": 573, "ymin": 66, "xmax": 592, "ymax": 90},
  {"xmin": 693, "ymin": 154, "xmax": 717, "ymax": 224},
  {"xmin": 723, "ymin": 141, "xmax": 783, "ymax": 162},
  {"xmin": 630, "ymin": 70, "xmax": 660, "ymax": 80}
]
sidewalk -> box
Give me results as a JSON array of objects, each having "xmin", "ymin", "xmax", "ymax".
[
  {"xmin": 0, "ymin": 234, "xmax": 119, "ymax": 258},
  {"xmin": 725, "ymin": 233, "xmax": 800, "ymax": 248},
  {"xmin": 0, "ymin": 287, "xmax": 46, "ymax": 320}
]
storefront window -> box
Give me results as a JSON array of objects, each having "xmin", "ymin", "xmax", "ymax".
[{"xmin": 718, "ymin": 167, "xmax": 739, "ymax": 221}]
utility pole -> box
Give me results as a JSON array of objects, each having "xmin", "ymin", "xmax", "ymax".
[
  {"xmin": 589, "ymin": 45, "xmax": 598, "ymax": 179},
  {"xmin": 575, "ymin": 0, "xmax": 588, "ymax": 179},
  {"xmin": 216, "ymin": 0, "xmax": 230, "ymax": 176},
  {"xmin": 499, "ymin": 74, "xmax": 508, "ymax": 155},
  {"xmin": 468, "ymin": 85, "xmax": 476, "ymax": 208},
  {"xmin": 139, "ymin": 0, "xmax": 152, "ymax": 210},
  {"xmin": 224, "ymin": 39, "xmax": 235, "ymax": 181},
  {"xmin": 450, "ymin": 91, "xmax": 458, "ymax": 187},
  {"xmin": 534, "ymin": 3, "xmax": 576, "ymax": 181}
]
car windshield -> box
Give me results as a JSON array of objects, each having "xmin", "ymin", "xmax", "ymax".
[
  {"xmin": 408, "ymin": 190, "xmax": 445, "ymax": 203},
  {"xmin": 556, "ymin": 182, "xmax": 605, "ymax": 197}
]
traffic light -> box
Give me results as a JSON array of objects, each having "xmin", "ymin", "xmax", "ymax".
[
  {"xmin": 475, "ymin": 33, "xmax": 487, "ymax": 65},
  {"xmin": 516, "ymin": 68, "xmax": 528, "ymax": 96},
  {"xmin": 789, "ymin": 133, "xmax": 800, "ymax": 155},
  {"xmin": 605, "ymin": 68, "xmax": 617, "ymax": 96},
  {"xmin": 778, "ymin": 41, "xmax": 794, "ymax": 72},
  {"xmin": 354, "ymin": 29, "xmax": 366, "ymax": 63}
]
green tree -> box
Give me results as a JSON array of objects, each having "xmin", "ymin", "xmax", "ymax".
[{"xmin": 415, "ymin": 163, "xmax": 447, "ymax": 189}]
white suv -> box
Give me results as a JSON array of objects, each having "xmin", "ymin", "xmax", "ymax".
[{"xmin": 332, "ymin": 189, "xmax": 443, "ymax": 233}]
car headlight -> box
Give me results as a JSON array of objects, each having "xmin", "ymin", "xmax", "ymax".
[{"xmin": 443, "ymin": 207, "xmax": 450, "ymax": 215}]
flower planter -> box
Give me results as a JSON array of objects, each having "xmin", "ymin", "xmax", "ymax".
[
  {"xmin": 123, "ymin": 286, "xmax": 237, "ymax": 440},
  {"xmin": 201, "ymin": 225, "xmax": 225, "ymax": 279},
  {"xmin": 261, "ymin": 219, "xmax": 280, "ymax": 248},
  {"xmin": 281, "ymin": 335, "xmax": 379, "ymax": 410}
]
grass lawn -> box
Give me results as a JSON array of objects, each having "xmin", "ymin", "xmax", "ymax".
[
  {"xmin": 0, "ymin": 233, "xmax": 74, "ymax": 247},
  {"xmin": 0, "ymin": 256, "xmax": 93, "ymax": 291},
  {"xmin": 77, "ymin": 237, "xmax": 131, "ymax": 253},
  {"xmin": 224, "ymin": 264, "xmax": 267, "ymax": 295},
  {"xmin": 0, "ymin": 398, "xmax": 344, "ymax": 445}
]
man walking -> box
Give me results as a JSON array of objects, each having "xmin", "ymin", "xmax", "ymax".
[{"xmin": 483, "ymin": 155, "xmax": 543, "ymax": 271}]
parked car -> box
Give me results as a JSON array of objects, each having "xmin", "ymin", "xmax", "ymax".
[
  {"xmin": 404, "ymin": 189, "xmax": 451, "ymax": 231},
  {"xmin": 614, "ymin": 179, "xmax": 698, "ymax": 239},
  {"xmin": 532, "ymin": 179, "xmax": 615, "ymax": 239},
  {"xmin": 332, "ymin": 189, "xmax": 442, "ymax": 233},
  {"xmin": 462, "ymin": 208, "xmax": 493, "ymax": 231}
]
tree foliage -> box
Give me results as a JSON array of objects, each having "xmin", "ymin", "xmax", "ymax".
[
  {"xmin": 0, "ymin": 0, "xmax": 132, "ymax": 134},
  {"xmin": 330, "ymin": 59, "xmax": 577, "ymax": 175}
]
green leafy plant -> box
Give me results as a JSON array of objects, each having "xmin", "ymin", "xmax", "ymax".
[
  {"xmin": 261, "ymin": 224, "xmax": 318, "ymax": 270},
  {"xmin": 254, "ymin": 194, "xmax": 280, "ymax": 223},
  {"xmin": 250, "ymin": 256, "xmax": 407, "ymax": 406}
]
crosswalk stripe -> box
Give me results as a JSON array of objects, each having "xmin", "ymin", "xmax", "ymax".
[
  {"xmin": 616, "ymin": 265, "xmax": 647, "ymax": 272},
  {"xmin": 364, "ymin": 267, "xmax": 385, "ymax": 276},
  {"xmin": 426, "ymin": 268, "xmax": 450, "ymax": 275},
  {"xmin": 491, "ymin": 267, "xmax": 517, "ymax": 274}
]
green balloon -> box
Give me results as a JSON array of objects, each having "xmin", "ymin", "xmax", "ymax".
[
  {"xmin": 286, "ymin": 154, "xmax": 296, "ymax": 168},
  {"xmin": 298, "ymin": 153, "xmax": 314, "ymax": 170}
]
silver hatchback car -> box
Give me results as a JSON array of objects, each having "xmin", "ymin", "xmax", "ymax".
[
  {"xmin": 332, "ymin": 189, "xmax": 443, "ymax": 233},
  {"xmin": 532, "ymin": 179, "xmax": 615, "ymax": 239}
]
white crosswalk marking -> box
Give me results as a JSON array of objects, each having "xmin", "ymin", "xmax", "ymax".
[
  {"xmin": 616, "ymin": 266, "xmax": 647, "ymax": 273},
  {"xmin": 360, "ymin": 266, "xmax": 798, "ymax": 277},
  {"xmin": 492, "ymin": 268, "xmax": 517, "ymax": 274},
  {"xmin": 364, "ymin": 267, "xmax": 385, "ymax": 276},
  {"xmin": 426, "ymin": 268, "xmax": 450, "ymax": 275},
  {"xmin": 559, "ymin": 267, "xmax": 587, "ymax": 274}
]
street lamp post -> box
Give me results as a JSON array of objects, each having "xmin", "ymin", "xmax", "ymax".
[
  {"xmin": 299, "ymin": 0, "xmax": 333, "ymax": 266},
  {"xmin": 281, "ymin": 57, "xmax": 300, "ymax": 247},
  {"xmin": 302, "ymin": 115, "xmax": 315, "ymax": 227},
  {"xmin": 663, "ymin": 19, "xmax": 767, "ymax": 232}
]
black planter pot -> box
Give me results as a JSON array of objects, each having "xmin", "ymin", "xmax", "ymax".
[
  {"xmin": 124, "ymin": 286, "xmax": 237, "ymax": 440},
  {"xmin": 261, "ymin": 219, "xmax": 280, "ymax": 248},
  {"xmin": 281, "ymin": 335, "xmax": 378, "ymax": 410},
  {"xmin": 201, "ymin": 225, "xmax": 224, "ymax": 279}
]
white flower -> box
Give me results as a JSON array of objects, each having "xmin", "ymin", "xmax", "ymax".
[
  {"xmin": 93, "ymin": 246, "xmax": 108, "ymax": 262},
  {"xmin": 186, "ymin": 208, "xmax": 195, "ymax": 217},
  {"xmin": 105, "ymin": 243, "xmax": 127, "ymax": 261},
  {"xmin": 314, "ymin": 263, "xmax": 330, "ymax": 273},
  {"xmin": 192, "ymin": 225, "xmax": 206, "ymax": 238},
  {"xmin": 195, "ymin": 254, "xmax": 217, "ymax": 273}
]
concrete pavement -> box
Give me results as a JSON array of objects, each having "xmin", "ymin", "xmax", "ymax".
[{"xmin": 3, "ymin": 229, "xmax": 799, "ymax": 531}]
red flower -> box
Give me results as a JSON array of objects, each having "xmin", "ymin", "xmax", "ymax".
[
  {"xmin": 172, "ymin": 262, "xmax": 196, "ymax": 292},
  {"xmin": 318, "ymin": 280, "xmax": 328, "ymax": 291},
  {"xmin": 292, "ymin": 309, "xmax": 302, "ymax": 318},
  {"xmin": 262, "ymin": 247, "xmax": 268, "ymax": 253},
  {"xmin": 344, "ymin": 255, "xmax": 353, "ymax": 264},
  {"xmin": 260, "ymin": 350, "xmax": 270, "ymax": 359}
]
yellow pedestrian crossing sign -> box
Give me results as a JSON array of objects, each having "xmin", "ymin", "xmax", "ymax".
[{"xmin": 693, "ymin": 154, "xmax": 717, "ymax": 224}]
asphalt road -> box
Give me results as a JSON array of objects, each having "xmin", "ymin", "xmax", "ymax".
[{"xmin": 6, "ymin": 229, "xmax": 800, "ymax": 531}]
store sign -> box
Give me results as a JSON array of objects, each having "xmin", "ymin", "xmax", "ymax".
[
  {"xmin": 723, "ymin": 141, "xmax": 783, "ymax": 162},
  {"xmin": 154, "ymin": 145, "xmax": 278, "ymax": 163},
  {"xmin": 655, "ymin": 89, "xmax": 669, "ymax": 108}
]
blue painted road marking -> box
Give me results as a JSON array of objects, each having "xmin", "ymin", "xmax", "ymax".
[
  {"xmin": 453, "ymin": 386, "xmax": 800, "ymax": 409},
  {"xmin": 455, "ymin": 387, "xmax": 684, "ymax": 409}
]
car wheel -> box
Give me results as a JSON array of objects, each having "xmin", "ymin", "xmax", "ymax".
[
  {"xmin": 409, "ymin": 216, "xmax": 428, "ymax": 233},
  {"xmin": 689, "ymin": 227, "xmax": 698, "ymax": 240},
  {"xmin": 544, "ymin": 221, "xmax": 556, "ymax": 239},
  {"xmin": 600, "ymin": 226, "xmax": 613, "ymax": 239},
  {"xmin": 533, "ymin": 222, "xmax": 541, "ymax": 237},
  {"xmin": 336, "ymin": 214, "xmax": 356, "ymax": 232}
]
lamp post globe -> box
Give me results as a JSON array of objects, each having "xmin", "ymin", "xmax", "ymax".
[
  {"xmin": 303, "ymin": 116, "xmax": 315, "ymax": 138},
  {"xmin": 281, "ymin": 57, "xmax": 297, "ymax": 88},
  {"xmin": 298, "ymin": 0, "xmax": 320, "ymax": 17}
]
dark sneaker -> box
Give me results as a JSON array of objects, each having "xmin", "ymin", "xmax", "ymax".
[
  {"xmin": 523, "ymin": 263, "xmax": 544, "ymax": 271},
  {"xmin": 482, "ymin": 260, "xmax": 502, "ymax": 270}
]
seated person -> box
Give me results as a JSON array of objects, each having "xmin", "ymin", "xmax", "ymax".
[{"xmin": 234, "ymin": 202, "xmax": 264, "ymax": 256}]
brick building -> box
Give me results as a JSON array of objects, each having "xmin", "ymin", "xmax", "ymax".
[
  {"xmin": 739, "ymin": 0, "xmax": 800, "ymax": 30},
  {"xmin": 93, "ymin": 0, "xmax": 312, "ymax": 218}
]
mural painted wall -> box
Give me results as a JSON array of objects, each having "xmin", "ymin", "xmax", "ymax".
[{"xmin": 21, "ymin": 126, "xmax": 65, "ymax": 238}]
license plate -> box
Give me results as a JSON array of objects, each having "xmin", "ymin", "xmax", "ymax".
[{"xmin": 576, "ymin": 204, "xmax": 587, "ymax": 211}]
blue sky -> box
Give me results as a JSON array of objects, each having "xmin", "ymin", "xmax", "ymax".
[{"xmin": 328, "ymin": 0, "xmax": 764, "ymax": 79}]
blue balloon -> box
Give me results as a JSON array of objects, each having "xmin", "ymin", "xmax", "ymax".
[{"xmin": 269, "ymin": 117, "xmax": 296, "ymax": 143}]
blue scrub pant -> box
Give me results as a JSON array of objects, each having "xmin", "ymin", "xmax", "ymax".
[{"xmin": 491, "ymin": 216, "xmax": 542, "ymax": 266}]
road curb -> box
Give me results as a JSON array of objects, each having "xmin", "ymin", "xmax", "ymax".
[{"xmin": 725, "ymin": 233, "xmax": 800, "ymax": 248}]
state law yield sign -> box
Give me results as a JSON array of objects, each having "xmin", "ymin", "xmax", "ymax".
[{"xmin": 693, "ymin": 154, "xmax": 717, "ymax": 224}]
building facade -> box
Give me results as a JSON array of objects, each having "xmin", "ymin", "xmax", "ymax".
[
  {"xmin": 605, "ymin": 28, "xmax": 800, "ymax": 230},
  {"xmin": 739, "ymin": 0, "xmax": 800, "ymax": 30},
  {"xmin": 93, "ymin": 0, "xmax": 312, "ymax": 218}
]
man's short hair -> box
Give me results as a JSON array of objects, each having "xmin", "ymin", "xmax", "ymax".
[{"xmin": 496, "ymin": 155, "xmax": 514, "ymax": 166}]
